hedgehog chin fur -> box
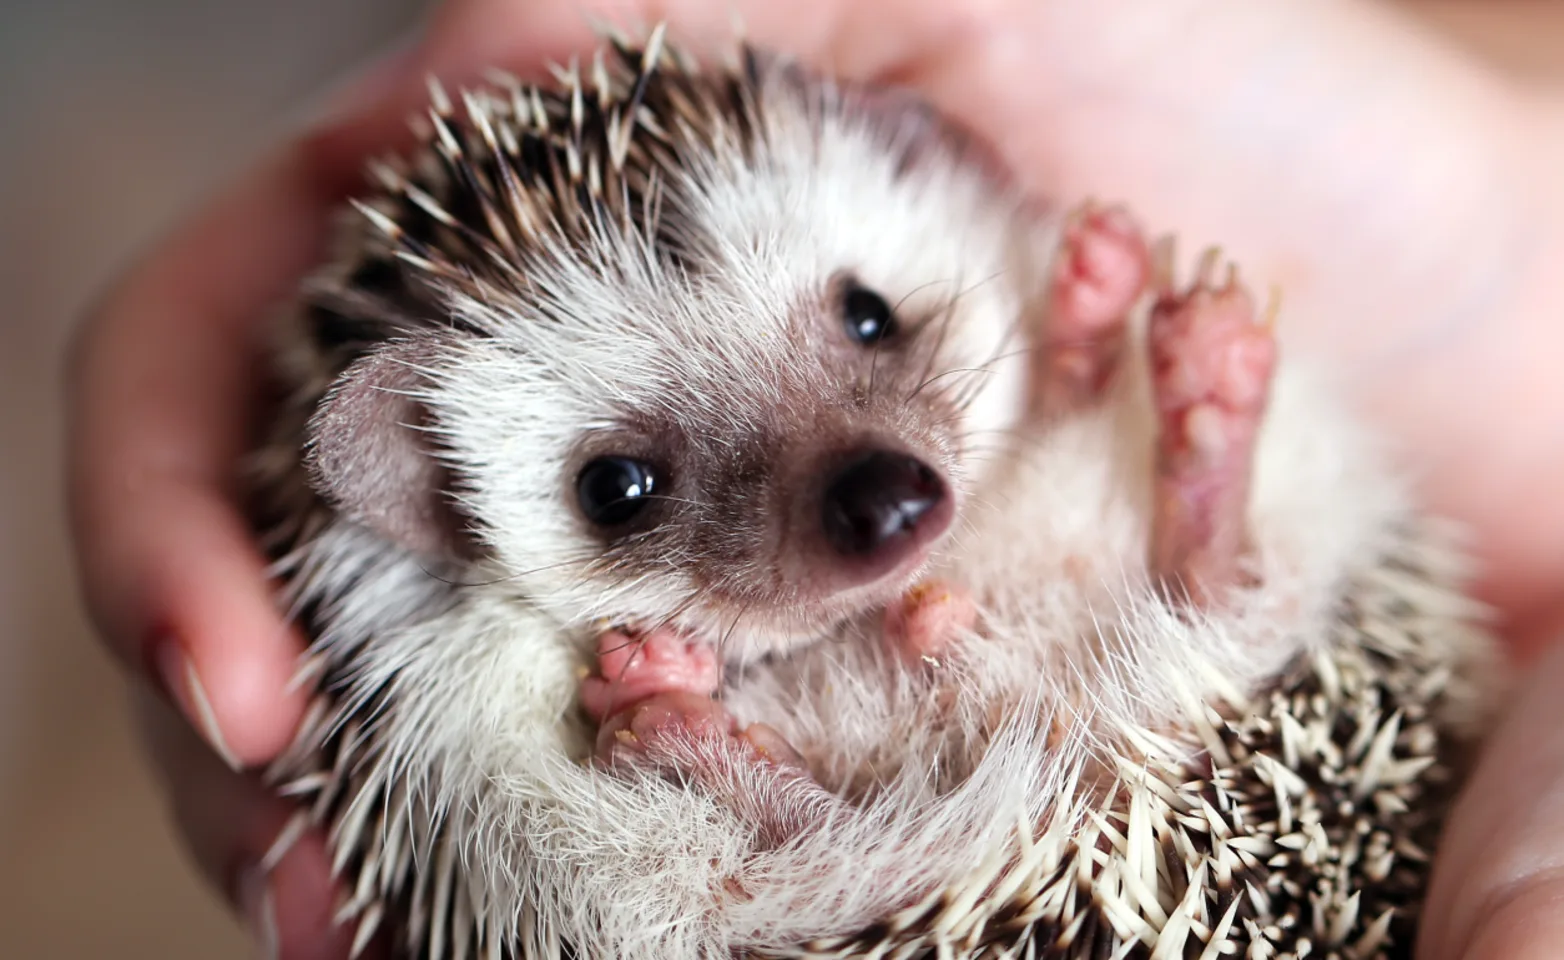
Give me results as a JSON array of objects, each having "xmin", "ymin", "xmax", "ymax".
[{"xmin": 253, "ymin": 27, "xmax": 1506, "ymax": 960}]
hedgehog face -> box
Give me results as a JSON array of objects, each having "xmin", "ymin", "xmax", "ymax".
[
  {"xmin": 451, "ymin": 129, "xmax": 1034, "ymax": 658},
  {"xmin": 303, "ymin": 59, "xmax": 1047, "ymax": 661}
]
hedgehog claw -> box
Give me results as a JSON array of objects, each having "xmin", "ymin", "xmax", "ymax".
[{"xmin": 1195, "ymin": 246, "xmax": 1222, "ymax": 287}]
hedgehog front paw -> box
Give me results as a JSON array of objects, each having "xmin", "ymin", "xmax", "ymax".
[
  {"xmin": 1039, "ymin": 202, "xmax": 1151, "ymax": 413},
  {"xmin": 584, "ymin": 628, "xmax": 830, "ymax": 844},
  {"xmin": 580, "ymin": 628, "xmax": 721, "ymax": 721},
  {"xmin": 594, "ymin": 692, "xmax": 808, "ymax": 774},
  {"xmin": 1146, "ymin": 244, "xmax": 1278, "ymax": 607},
  {"xmin": 595, "ymin": 691, "xmax": 830, "ymax": 846},
  {"xmin": 584, "ymin": 627, "xmax": 810, "ymax": 776},
  {"xmin": 594, "ymin": 690, "xmax": 734, "ymax": 765},
  {"xmin": 883, "ymin": 579, "xmax": 976, "ymax": 667}
]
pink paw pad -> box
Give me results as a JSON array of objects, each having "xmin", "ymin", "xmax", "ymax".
[
  {"xmin": 1043, "ymin": 202, "xmax": 1152, "ymax": 409},
  {"xmin": 883, "ymin": 579, "xmax": 976, "ymax": 665},
  {"xmin": 595, "ymin": 690, "xmax": 735, "ymax": 766},
  {"xmin": 1146, "ymin": 246, "xmax": 1279, "ymax": 605},
  {"xmin": 1148, "ymin": 249, "xmax": 1277, "ymax": 429},
  {"xmin": 594, "ymin": 692, "xmax": 810, "ymax": 776},
  {"xmin": 1052, "ymin": 203, "xmax": 1153, "ymax": 335},
  {"xmin": 580, "ymin": 629, "xmax": 720, "ymax": 722}
]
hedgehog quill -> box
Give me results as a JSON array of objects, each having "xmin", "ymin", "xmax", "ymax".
[{"xmin": 248, "ymin": 26, "xmax": 1506, "ymax": 960}]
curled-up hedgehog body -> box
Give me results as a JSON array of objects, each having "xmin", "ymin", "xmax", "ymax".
[{"xmin": 250, "ymin": 27, "xmax": 1507, "ymax": 960}]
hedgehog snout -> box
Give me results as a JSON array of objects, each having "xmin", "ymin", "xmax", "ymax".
[{"xmin": 816, "ymin": 448, "xmax": 952, "ymax": 587}]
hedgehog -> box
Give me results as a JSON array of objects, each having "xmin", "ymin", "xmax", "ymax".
[{"xmin": 246, "ymin": 26, "xmax": 1507, "ymax": 960}]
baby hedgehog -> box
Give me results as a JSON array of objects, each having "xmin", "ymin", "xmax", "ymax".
[{"xmin": 248, "ymin": 26, "xmax": 1506, "ymax": 960}]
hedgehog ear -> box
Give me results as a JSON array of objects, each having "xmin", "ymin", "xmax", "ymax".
[
  {"xmin": 750, "ymin": 50, "xmax": 955, "ymax": 171},
  {"xmin": 305, "ymin": 340, "xmax": 470, "ymax": 560},
  {"xmin": 855, "ymin": 86, "xmax": 940, "ymax": 147},
  {"xmin": 848, "ymin": 83, "xmax": 986, "ymax": 177}
]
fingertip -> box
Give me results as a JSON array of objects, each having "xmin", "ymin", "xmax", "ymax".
[
  {"xmin": 255, "ymin": 826, "xmax": 380, "ymax": 960},
  {"xmin": 1451, "ymin": 874, "xmax": 1564, "ymax": 960},
  {"xmin": 163, "ymin": 626, "xmax": 312, "ymax": 771},
  {"xmin": 1419, "ymin": 637, "xmax": 1564, "ymax": 960},
  {"xmin": 136, "ymin": 683, "xmax": 368, "ymax": 960},
  {"xmin": 142, "ymin": 493, "xmax": 313, "ymax": 768}
]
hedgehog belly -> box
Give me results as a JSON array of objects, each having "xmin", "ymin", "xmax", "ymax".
[
  {"xmin": 770, "ymin": 524, "xmax": 1498, "ymax": 960},
  {"xmin": 257, "ymin": 518, "xmax": 1497, "ymax": 960}
]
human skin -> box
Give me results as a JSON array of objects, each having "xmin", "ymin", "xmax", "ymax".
[{"xmin": 63, "ymin": 1, "xmax": 1564, "ymax": 958}]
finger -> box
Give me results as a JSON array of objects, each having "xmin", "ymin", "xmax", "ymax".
[
  {"xmin": 1418, "ymin": 631, "xmax": 1564, "ymax": 960},
  {"xmin": 66, "ymin": 135, "xmax": 343, "ymax": 765},
  {"xmin": 60, "ymin": 0, "xmax": 588, "ymax": 771},
  {"xmin": 133, "ymin": 684, "xmax": 386, "ymax": 960},
  {"xmin": 65, "ymin": 21, "xmax": 442, "ymax": 768}
]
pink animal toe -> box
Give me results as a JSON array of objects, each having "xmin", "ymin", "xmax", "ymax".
[
  {"xmin": 595, "ymin": 691, "xmax": 735, "ymax": 764},
  {"xmin": 1052, "ymin": 204, "xmax": 1151, "ymax": 336},
  {"xmin": 883, "ymin": 580, "xmax": 976, "ymax": 664},
  {"xmin": 582, "ymin": 629, "xmax": 721, "ymax": 720}
]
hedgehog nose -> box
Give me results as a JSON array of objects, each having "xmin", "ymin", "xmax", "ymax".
[{"xmin": 821, "ymin": 451, "xmax": 951, "ymax": 565}]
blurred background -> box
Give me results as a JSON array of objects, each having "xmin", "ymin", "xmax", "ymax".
[
  {"xmin": 0, "ymin": 1, "xmax": 425, "ymax": 955},
  {"xmin": 0, "ymin": 1, "xmax": 1556, "ymax": 957}
]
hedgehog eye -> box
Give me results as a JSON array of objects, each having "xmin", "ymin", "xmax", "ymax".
[
  {"xmin": 841, "ymin": 283, "xmax": 898, "ymax": 345},
  {"xmin": 577, "ymin": 457, "xmax": 661, "ymax": 527}
]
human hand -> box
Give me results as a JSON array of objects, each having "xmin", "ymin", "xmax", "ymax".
[
  {"xmin": 64, "ymin": 0, "xmax": 1564, "ymax": 957},
  {"xmin": 1418, "ymin": 635, "xmax": 1564, "ymax": 960}
]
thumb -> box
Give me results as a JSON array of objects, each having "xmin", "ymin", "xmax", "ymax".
[{"xmin": 1419, "ymin": 632, "xmax": 1564, "ymax": 960}]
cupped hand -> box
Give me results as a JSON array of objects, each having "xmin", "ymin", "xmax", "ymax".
[{"xmin": 64, "ymin": 0, "xmax": 1564, "ymax": 957}]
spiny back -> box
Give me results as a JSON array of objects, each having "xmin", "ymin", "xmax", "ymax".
[{"xmin": 304, "ymin": 27, "xmax": 775, "ymax": 360}]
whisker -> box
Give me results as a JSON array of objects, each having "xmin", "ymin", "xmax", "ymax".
[
  {"xmin": 951, "ymin": 344, "xmax": 1038, "ymax": 413},
  {"xmin": 894, "ymin": 278, "xmax": 959, "ymax": 315},
  {"xmin": 421, "ymin": 552, "xmax": 598, "ymax": 589},
  {"xmin": 915, "ymin": 281, "xmax": 967, "ymax": 392},
  {"xmin": 911, "ymin": 270, "xmax": 1007, "ymax": 398},
  {"xmin": 641, "ymin": 593, "xmax": 704, "ymax": 639},
  {"xmin": 953, "ymin": 276, "xmax": 1037, "ymax": 415},
  {"xmin": 867, "ymin": 328, "xmax": 885, "ymax": 404},
  {"xmin": 712, "ymin": 602, "xmax": 754, "ymax": 704},
  {"xmin": 904, "ymin": 365, "xmax": 994, "ymax": 404},
  {"xmin": 861, "ymin": 278, "xmax": 967, "ymax": 406},
  {"xmin": 634, "ymin": 494, "xmax": 713, "ymax": 509}
]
